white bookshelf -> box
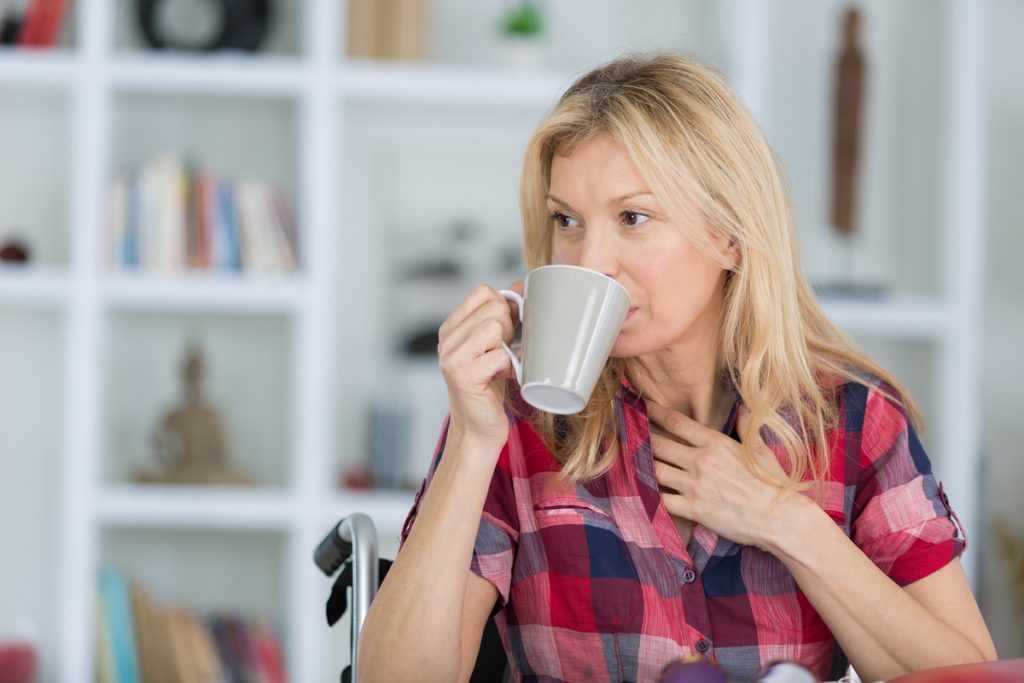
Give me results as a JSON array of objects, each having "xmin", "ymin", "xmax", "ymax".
[
  {"xmin": 0, "ymin": 267, "xmax": 70, "ymax": 307},
  {"xmin": 0, "ymin": 1, "xmax": 988, "ymax": 681},
  {"xmin": 94, "ymin": 485, "xmax": 295, "ymax": 531}
]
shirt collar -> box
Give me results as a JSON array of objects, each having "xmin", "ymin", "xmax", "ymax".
[{"xmin": 617, "ymin": 371, "xmax": 742, "ymax": 436}]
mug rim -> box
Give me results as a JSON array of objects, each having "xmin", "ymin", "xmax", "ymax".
[{"xmin": 528, "ymin": 264, "xmax": 631, "ymax": 303}]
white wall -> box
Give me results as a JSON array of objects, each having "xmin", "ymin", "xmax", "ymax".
[{"xmin": 979, "ymin": 0, "xmax": 1024, "ymax": 659}]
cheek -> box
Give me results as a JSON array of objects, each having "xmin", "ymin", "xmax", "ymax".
[{"xmin": 552, "ymin": 239, "xmax": 579, "ymax": 265}]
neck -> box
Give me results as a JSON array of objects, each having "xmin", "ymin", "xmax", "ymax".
[{"xmin": 630, "ymin": 353, "xmax": 734, "ymax": 432}]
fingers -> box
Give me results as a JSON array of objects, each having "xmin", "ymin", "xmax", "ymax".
[
  {"xmin": 660, "ymin": 492, "xmax": 694, "ymax": 520},
  {"xmin": 650, "ymin": 432, "xmax": 695, "ymax": 470},
  {"xmin": 653, "ymin": 460, "xmax": 690, "ymax": 496},
  {"xmin": 438, "ymin": 287, "xmax": 517, "ymax": 358},
  {"xmin": 439, "ymin": 285, "xmax": 514, "ymax": 347},
  {"xmin": 646, "ymin": 402, "xmax": 713, "ymax": 447},
  {"xmin": 439, "ymin": 317, "xmax": 510, "ymax": 391}
]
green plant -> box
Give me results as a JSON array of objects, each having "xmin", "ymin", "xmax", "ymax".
[{"xmin": 500, "ymin": 2, "xmax": 543, "ymax": 37}]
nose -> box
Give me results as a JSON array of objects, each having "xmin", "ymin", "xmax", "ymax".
[{"xmin": 576, "ymin": 225, "xmax": 620, "ymax": 279}]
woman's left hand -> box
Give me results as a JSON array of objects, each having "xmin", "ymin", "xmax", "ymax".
[{"xmin": 647, "ymin": 401, "xmax": 798, "ymax": 551}]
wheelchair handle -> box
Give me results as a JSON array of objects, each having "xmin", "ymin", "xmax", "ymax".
[{"xmin": 315, "ymin": 513, "xmax": 379, "ymax": 682}]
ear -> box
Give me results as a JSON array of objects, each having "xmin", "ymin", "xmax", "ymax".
[{"xmin": 709, "ymin": 230, "xmax": 740, "ymax": 271}]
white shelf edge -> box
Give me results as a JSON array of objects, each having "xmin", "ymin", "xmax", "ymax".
[
  {"xmin": 0, "ymin": 49, "xmax": 78, "ymax": 87},
  {"xmin": 820, "ymin": 295, "xmax": 950, "ymax": 340},
  {"xmin": 337, "ymin": 60, "xmax": 574, "ymax": 107},
  {"xmin": 324, "ymin": 489, "xmax": 418, "ymax": 532},
  {"xmin": 0, "ymin": 266, "xmax": 71, "ymax": 306},
  {"xmin": 94, "ymin": 484, "xmax": 295, "ymax": 531},
  {"xmin": 100, "ymin": 272, "xmax": 307, "ymax": 313},
  {"xmin": 108, "ymin": 53, "xmax": 308, "ymax": 96}
]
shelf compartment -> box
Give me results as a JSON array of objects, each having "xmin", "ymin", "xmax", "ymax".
[
  {"xmin": 102, "ymin": 310, "xmax": 294, "ymax": 488},
  {"xmin": 0, "ymin": 84, "xmax": 72, "ymax": 267},
  {"xmin": 106, "ymin": 91, "xmax": 301, "ymax": 277},
  {"xmin": 98, "ymin": 527, "xmax": 288, "ymax": 662},
  {"xmin": 95, "ymin": 484, "xmax": 293, "ymax": 531},
  {"xmin": 101, "ymin": 272, "xmax": 307, "ymax": 313},
  {"xmin": 0, "ymin": 307, "xmax": 65, "ymax": 678},
  {"xmin": 774, "ymin": 0, "xmax": 951, "ymax": 296}
]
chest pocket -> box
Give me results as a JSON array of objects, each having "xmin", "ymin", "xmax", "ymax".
[{"xmin": 515, "ymin": 494, "xmax": 644, "ymax": 634}]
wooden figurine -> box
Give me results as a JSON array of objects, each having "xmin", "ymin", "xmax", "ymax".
[
  {"xmin": 831, "ymin": 6, "xmax": 866, "ymax": 238},
  {"xmin": 137, "ymin": 343, "xmax": 251, "ymax": 486}
]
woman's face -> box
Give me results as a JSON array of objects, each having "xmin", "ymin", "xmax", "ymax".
[{"xmin": 547, "ymin": 133, "xmax": 732, "ymax": 359}]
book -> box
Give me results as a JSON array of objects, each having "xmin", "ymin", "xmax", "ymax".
[
  {"xmin": 270, "ymin": 188, "xmax": 300, "ymax": 269},
  {"xmin": 107, "ymin": 176, "xmax": 128, "ymax": 269},
  {"xmin": 216, "ymin": 178, "xmax": 242, "ymax": 271},
  {"xmin": 107, "ymin": 162, "xmax": 298, "ymax": 274},
  {"xmin": 129, "ymin": 582, "xmax": 155, "ymax": 683},
  {"xmin": 99, "ymin": 569, "xmax": 141, "ymax": 683},
  {"xmin": 95, "ymin": 588, "xmax": 117, "ymax": 683},
  {"xmin": 248, "ymin": 615, "xmax": 287, "ymax": 683},
  {"xmin": 208, "ymin": 615, "xmax": 246, "ymax": 683},
  {"xmin": 167, "ymin": 608, "xmax": 201, "ymax": 683}
]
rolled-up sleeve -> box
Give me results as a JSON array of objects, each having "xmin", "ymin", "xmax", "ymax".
[
  {"xmin": 851, "ymin": 387, "xmax": 966, "ymax": 587},
  {"xmin": 399, "ymin": 413, "xmax": 520, "ymax": 604}
]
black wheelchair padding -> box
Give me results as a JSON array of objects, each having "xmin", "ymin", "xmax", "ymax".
[{"xmin": 327, "ymin": 557, "xmax": 508, "ymax": 682}]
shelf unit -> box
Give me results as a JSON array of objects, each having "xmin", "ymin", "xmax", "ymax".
[{"xmin": 0, "ymin": 0, "xmax": 988, "ymax": 681}]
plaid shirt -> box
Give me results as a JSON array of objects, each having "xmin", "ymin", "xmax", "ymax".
[{"xmin": 400, "ymin": 375, "xmax": 965, "ymax": 682}]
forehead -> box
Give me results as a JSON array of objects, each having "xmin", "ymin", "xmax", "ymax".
[{"xmin": 548, "ymin": 135, "xmax": 648, "ymax": 195}]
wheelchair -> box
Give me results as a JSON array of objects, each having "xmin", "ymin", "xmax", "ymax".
[{"xmin": 315, "ymin": 513, "xmax": 507, "ymax": 682}]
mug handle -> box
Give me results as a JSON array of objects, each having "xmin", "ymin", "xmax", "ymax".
[{"xmin": 499, "ymin": 289, "xmax": 524, "ymax": 385}]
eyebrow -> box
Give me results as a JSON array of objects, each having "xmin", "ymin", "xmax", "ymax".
[{"xmin": 546, "ymin": 190, "xmax": 655, "ymax": 208}]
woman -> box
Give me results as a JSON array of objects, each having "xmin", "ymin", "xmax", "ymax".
[{"xmin": 357, "ymin": 53, "xmax": 996, "ymax": 682}]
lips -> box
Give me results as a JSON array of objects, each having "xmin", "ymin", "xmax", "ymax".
[{"xmin": 626, "ymin": 307, "xmax": 639, "ymax": 320}]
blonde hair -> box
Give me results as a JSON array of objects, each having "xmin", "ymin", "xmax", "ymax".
[{"xmin": 519, "ymin": 52, "xmax": 922, "ymax": 487}]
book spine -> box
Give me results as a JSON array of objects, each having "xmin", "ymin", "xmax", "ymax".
[
  {"xmin": 270, "ymin": 189, "xmax": 299, "ymax": 270},
  {"xmin": 95, "ymin": 588, "xmax": 117, "ymax": 683},
  {"xmin": 100, "ymin": 570, "xmax": 141, "ymax": 683}
]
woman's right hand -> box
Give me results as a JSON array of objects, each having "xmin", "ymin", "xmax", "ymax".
[{"xmin": 437, "ymin": 282, "xmax": 523, "ymax": 449}]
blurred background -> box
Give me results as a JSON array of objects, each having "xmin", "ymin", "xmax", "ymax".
[{"xmin": 0, "ymin": 0, "xmax": 1021, "ymax": 681}]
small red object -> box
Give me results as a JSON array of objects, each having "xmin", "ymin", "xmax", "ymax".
[
  {"xmin": 0, "ymin": 240, "xmax": 29, "ymax": 263},
  {"xmin": 0, "ymin": 641, "xmax": 38, "ymax": 683}
]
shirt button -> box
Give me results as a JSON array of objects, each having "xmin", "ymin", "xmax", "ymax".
[
  {"xmin": 682, "ymin": 569, "xmax": 696, "ymax": 583},
  {"xmin": 696, "ymin": 638, "xmax": 711, "ymax": 654}
]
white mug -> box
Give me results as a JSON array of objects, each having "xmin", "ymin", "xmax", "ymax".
[{"xmin": 500, "ymin": 265, "xmax": 631, "ymax": 414}]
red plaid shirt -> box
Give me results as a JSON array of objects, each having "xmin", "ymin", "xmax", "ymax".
[{"xmin": 400, "ymin": 374, "xmax": 965, "ymax": 682}]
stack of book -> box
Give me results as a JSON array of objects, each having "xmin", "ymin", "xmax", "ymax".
[
  {"xmin": 96, "ymin": 569, "xmax": 288, "ymax": 683},
  {"xmin": 0, "ymin": 0, "xmax": 68, "ymax": 47},
  {"xmin": 106, "ymin": 157, "xmax": 300, "ymax": 274}
]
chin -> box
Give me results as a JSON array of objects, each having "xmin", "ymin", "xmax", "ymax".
[{"xmin": 609, "ymin": 337, "xmax": 652, "ymax": 359}]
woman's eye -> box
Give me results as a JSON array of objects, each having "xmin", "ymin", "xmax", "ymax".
[
  {"xmin": 622, "ymin": 211, "xmax": 651, "ymax": 227},
  {"xmin": 550, "ymin": 212, "xmax": 580, "ymax": 229}
]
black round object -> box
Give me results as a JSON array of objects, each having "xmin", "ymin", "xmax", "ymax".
[{"xmin": 136, "ymin": 0, "xmax": 273, "ymax": 52}]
